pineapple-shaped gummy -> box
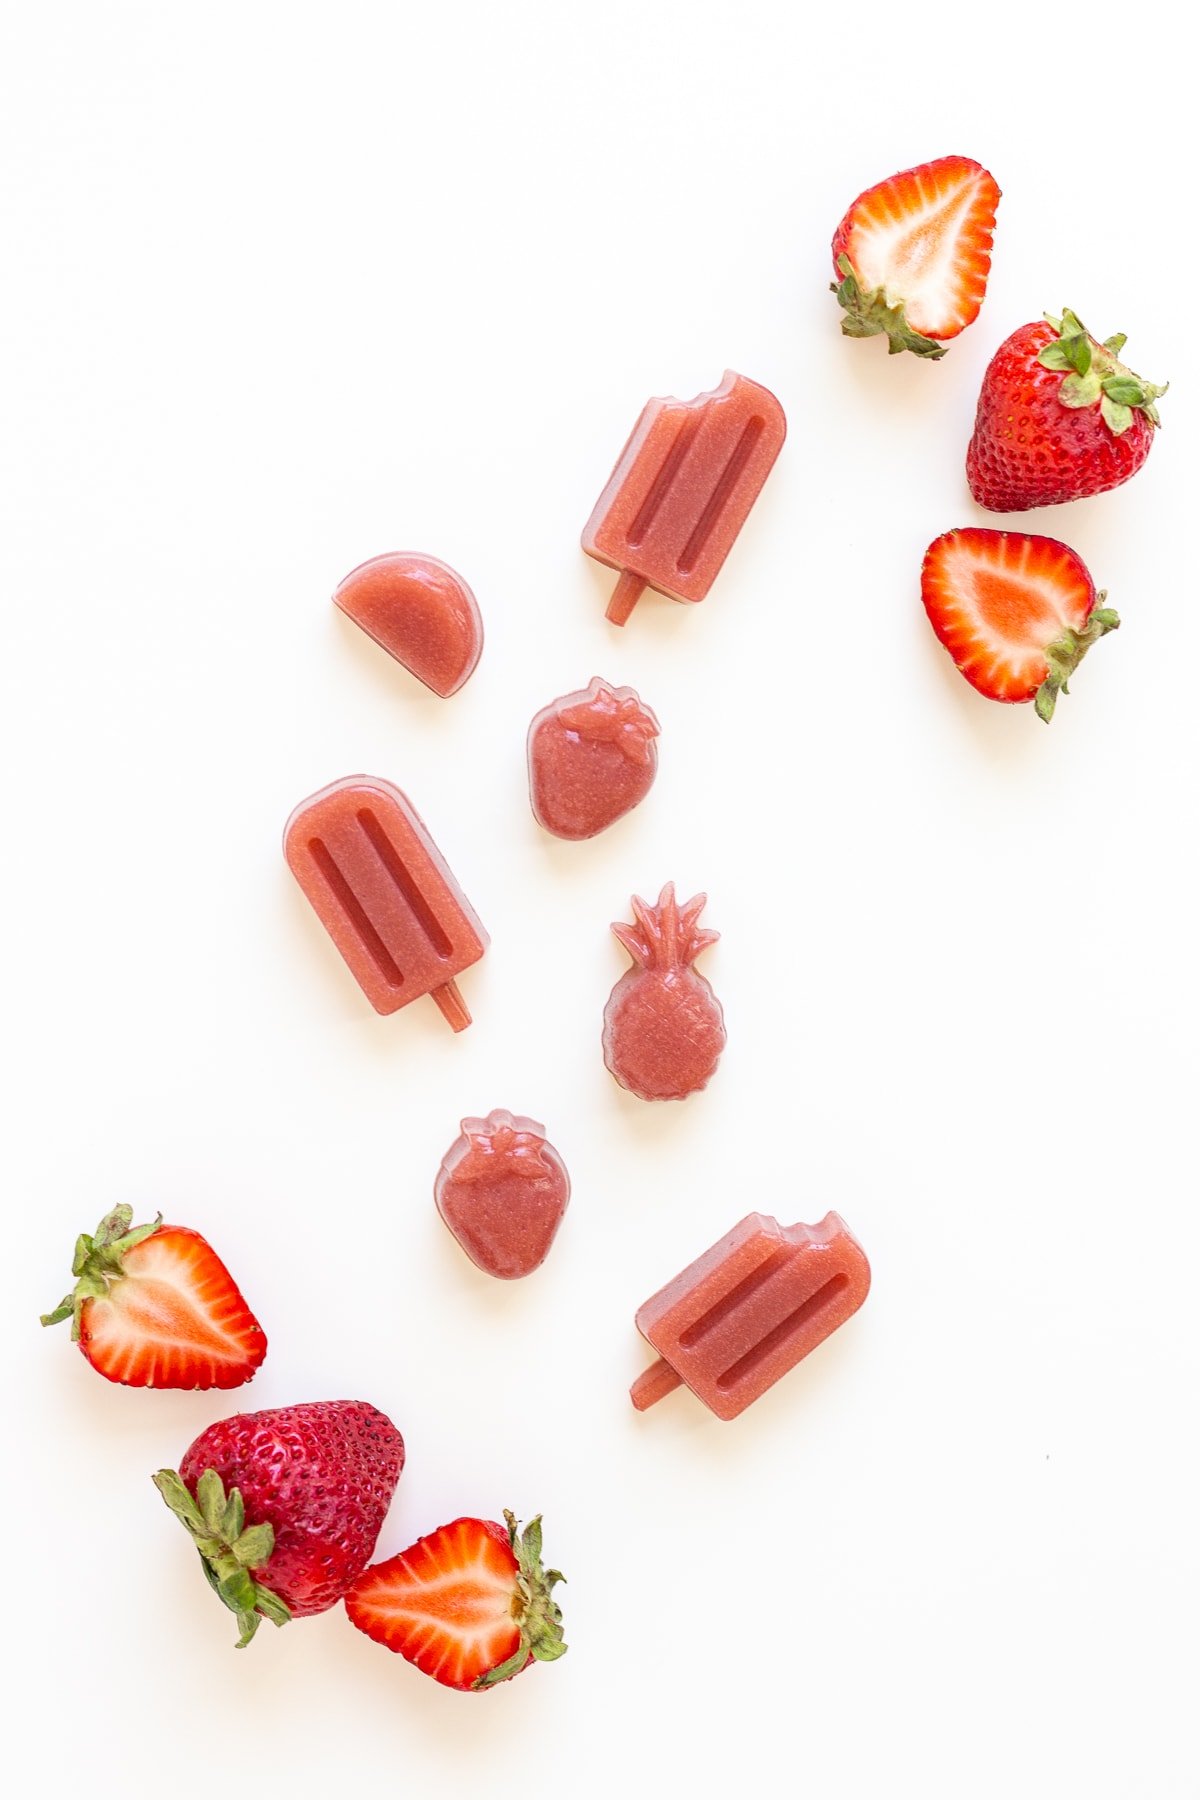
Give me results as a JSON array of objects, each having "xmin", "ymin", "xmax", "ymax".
[{"xmin": 603, "ymin": 884, "xmax": 726, "ymax": 1101}]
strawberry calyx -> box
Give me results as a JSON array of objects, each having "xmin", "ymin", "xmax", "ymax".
[
  {"xmin": 40, "ymin": 1205, "xmax": 163, "ymax": 1340},
  {"xmin": 1035, "ymin": 599, "xmax": 1121, "ymax": 723},
  {"xmin": 830, "ymin": 254, "xmax": 948, "ymax": 360},
  {"xmin": 473, "ymin": 1512, "xmax": 567, "ymax": 1689},
  {"xmin": 153, "ymin": 1467, "xmax": 291, "ymax": 1647},
  {"xmin": 1038, "ymin": 311, "xmax": 1167, "ymax": 436},
  {"xmin": 456, "ymin": 1116, "xmax": 555, "ymax": 1183},
  {"xmin": 557, "ymin": 680, "xmax": 659, "ymax": 765}
]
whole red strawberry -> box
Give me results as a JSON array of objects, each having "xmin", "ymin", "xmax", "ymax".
[
  {"xmin": 967, "ymin": 310, "xmax": 1166, "ymax": 510},
  {"xmin": 153, "ymin": 1400, "xmax": 404, "ymax": 1645},
  {"xmin": 41, "ymin": 1205, "xmax": 267, "ymax": 1389},
  {"xmin": 346, "ymin": 1511, "xmax": 567, "ymax": 1691}
]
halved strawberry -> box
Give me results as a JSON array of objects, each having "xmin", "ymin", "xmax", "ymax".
[
  {"xmin": 831, "ymin": 156, "xmax": 1000, "ymax": 357},
  {"xmin": 41, "ymin": 1205, "xmax": 266, "ymax": 1388},
  {"xmin": 345, "ymin": 1512, "xmax": 567, "ymax": 1691},
  {"xmin": 921, "ymin": 528, "xmax": 1119, "ymax": 722}
]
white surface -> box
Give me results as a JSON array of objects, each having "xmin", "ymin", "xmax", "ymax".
[{"xmin": 3, "ymin": 3, "xmax": 1197, "ymax": 1795}]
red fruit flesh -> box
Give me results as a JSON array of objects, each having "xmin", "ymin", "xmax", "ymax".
[
  {"xmin": 41, "ymin": 1210, "xmax": 267, "ymax": 1390},
  {"xmin": 345, "ymin": 1512, "xmax": 567, "ymax": 1691},
  {"xmin": 967, "ymin": 319, "xmax": 1158, "ymax": 511},
  {"xmin": 82, "ymin": 1227, "xmax": 266, "ymax": 1389},
  {"xmin": 348, "ymin": 1517, "xmax": 522, "ymax": 1689},
  {"xmin": 921, "ymin": 528, "xmax": 1114, "ymax": 716},
  {"xmin": 832, "ymin": 155, "xmax": 1000, "ymax": 346},
  {"xmin": 178, "ymin": 1401, "xmax": 404, "ymax": 1617}
]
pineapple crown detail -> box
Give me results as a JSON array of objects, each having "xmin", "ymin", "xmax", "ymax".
[
  {"xmin": 611, "ymin": 883, "xmax": 718, "ymax": 972},
  {"xmin": 557, "ymin": 679, "xmax": 660, "ymax": 766},
  {"xmin": 455, "ymin": 1109, "xmax": 556, "ymax": 1182}
]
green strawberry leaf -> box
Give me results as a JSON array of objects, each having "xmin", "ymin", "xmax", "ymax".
[
  {"xmin": 1102, "ymin": 376, "xmax": 1145, "ymax": 405},
  {"xmin": 1100, "ymin": 394, "xmax": 1134, "ymax": 435},
  {"xmin": 232, "ymin": 1524, "xmax": 275, "ymax": 1568},
  {"xmin": 197, "ymin": 1469, "xmax": 227, "ymax": 1534},
  {"xmin": 1062, "ymin": 332, "xmax": 1092, "ymax": 376},
  {"xmin": 1060, "ymin": 371, "xmax": 1103, "ymax": 408},
  {"xmin": 221, "ymin": 1489, "xmax": 245, "ymax": 1542}
]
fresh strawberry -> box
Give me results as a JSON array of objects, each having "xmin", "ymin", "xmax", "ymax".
[
  {"xmin": 527, "ymin": 677, "xmax": 660, "ymax": 840},
  {"xmin": 831, "ymin": 155, "xmax": 1000, "ymax": 358},
  {"xmin": 921, "ymin": 528, "xmax": 1119, "ymax": 721},
  {"xmin": 41, "ymin": 1205, "xmax": 266, "ymax": 1389},
  {"xmin": 967, "ymin": 309, "xmax": 1166, "ymax": 510},
  {"xmin": 154, "ymin": 1399, "xmax": 404, "ymax": 1645},
  {"xmin": 604, "ymin": 883, "xmax": 725, "ymax": 1101},
  {"xmin": 345, "ymin": 1511, "xmax": 566, "ymax": 1691}
]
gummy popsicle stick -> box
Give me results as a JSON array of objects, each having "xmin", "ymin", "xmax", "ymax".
[
  {"xmin": 284, "ymin": 776, "xmax": 487, "ymax": 1029},
  {"xmin": 631, "ymin": 1212, "xmax": 870, "ymax": 1421},
  {"xmin": 582, "ymin": 371, "xmax": 787, "ymax": 625}
]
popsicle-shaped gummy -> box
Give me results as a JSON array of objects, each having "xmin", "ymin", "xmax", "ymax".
[
  {"xmin": 631, "ymin": 1212, "xmax": 869, "ymax": 1421},
  {"xmin": 582, "ymin": 371, "xmax": 787, "ymax": 625},
  {"xmin": 284, "ymin": 776, "xmax": 487, "ymax": 1030}
]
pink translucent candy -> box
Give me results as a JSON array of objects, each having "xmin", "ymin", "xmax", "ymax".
[
  {"xmin": 527, "ymin": 678, "xmax": 660, "ymax": 840},
  {"xmin": 334, "ymin": 553, "xmax": 483, "ymax": 697},
  {"xmin": 435, "ymin": 1110, "xmax": 570, "ymax": 1279},
  {"xmin": 631, "ymin": 1212, "xmax": 870, "ymax": 1420},
  {"xmin": 583, "ymin": 371, "xmax": 787, "ymax": 625},
  {"xmin": 284, "ymin": 776, "xmax": 487, "ymax": 1030}
]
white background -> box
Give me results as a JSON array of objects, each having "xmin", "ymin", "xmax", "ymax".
[{"xmin": 3, "ymin": 3, "xmax": 1197, "ymax": 1795}]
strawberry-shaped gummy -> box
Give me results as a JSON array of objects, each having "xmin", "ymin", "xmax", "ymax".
[
  {"xmin": 153, "ymin": 1400, "xmax": 405, "ymax": 1646},
  {"xmin": 435, "ymin": 1109, "xmax": 571, "ymax": 1278},
  {"xmin": 603, "ymin": 883, "xmax": 725, "ymax": 1102},
  {"xmin": 967, "ymin": 309, "xmax": 1166, "ymax": 511},
  {"xmin": 528, "ymin": 677, "xmax": 659, "ymax": 840}
]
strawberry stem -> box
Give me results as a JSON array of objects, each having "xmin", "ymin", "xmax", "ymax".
[
  {"xmin": 831, "ymin": 255, "xmax": 948, "ymax": 359},
  {"xmin": 40, "ymin": 1205, "xmax": 163, "ymax": 1341},
  {"xmin": 1034, "ymin": 601, "xmax": 1120, "ymax": 724},
  {"xmin": 472, "ymin": 1512, "xmax": 567, "ymax": 1689},
  {"xmin": 152, "ymin": 1467, "xmax": 292, "ymax": 1648},
  {"xmin": 1038, "ymin": 312, "xmax": 1167, "ymax": 436}
]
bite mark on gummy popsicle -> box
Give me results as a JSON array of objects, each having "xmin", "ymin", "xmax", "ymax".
[
  {"xmin": 582, "ymin": 371, "xmax": 786, "ymax": 625},
  {"xmin": 631, "ymin": 1213, "xmax": 870, "ymax": 1421}
]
